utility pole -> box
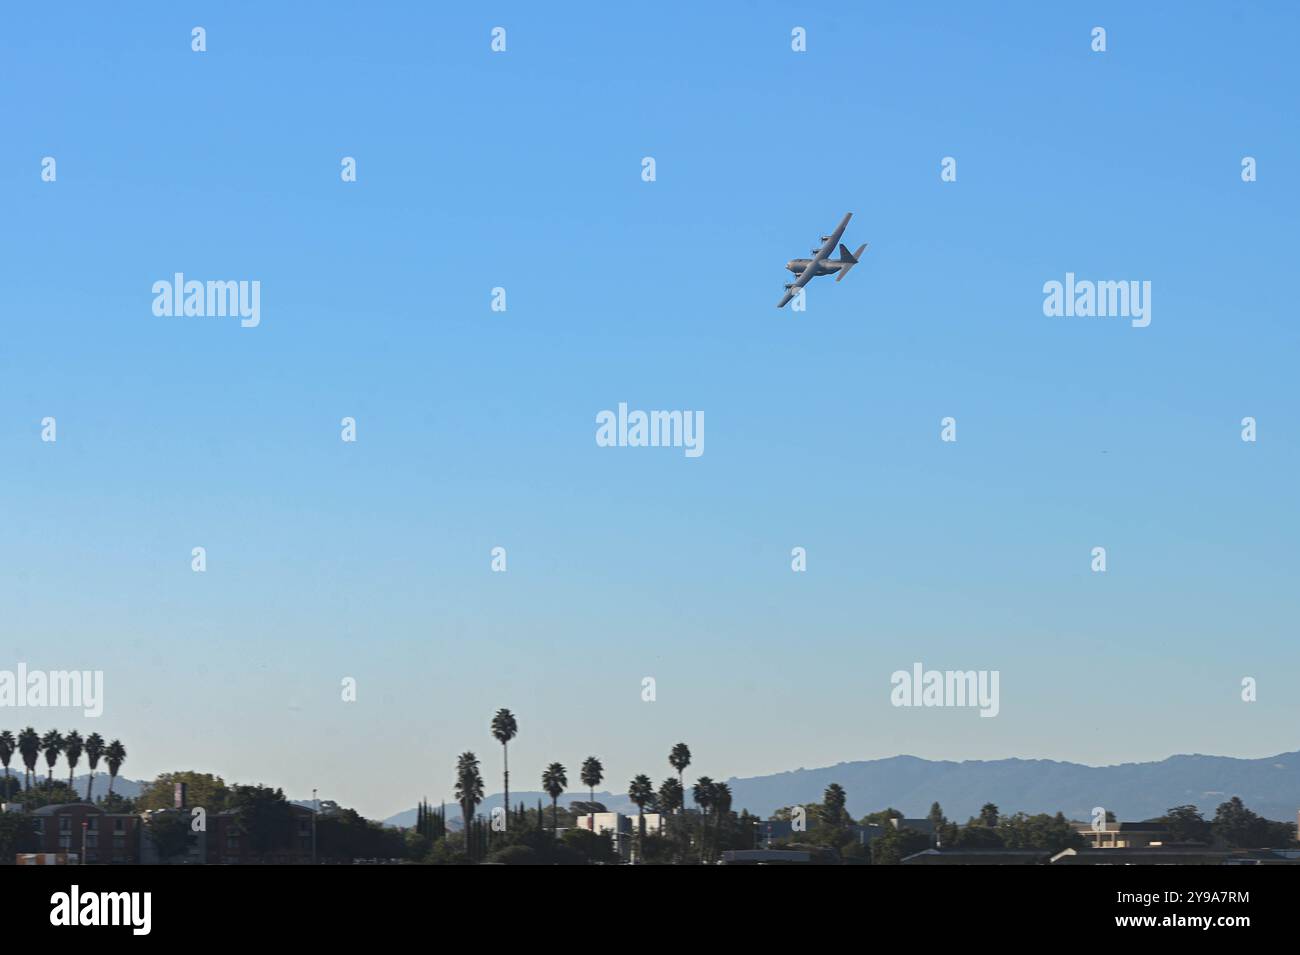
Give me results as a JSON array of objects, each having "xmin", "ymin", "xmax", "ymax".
[{"xmin": 312, "ymin": 788, "xmax": 318, "ymax": 865}]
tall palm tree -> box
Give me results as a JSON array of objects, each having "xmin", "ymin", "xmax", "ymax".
[
  {"xmin": 17, "ymin": 727, "xmax": 40, "ymax": 792},
  {"xmin": 579, "ymin": 756, "xmax": 603, "ymax": 826},
  {"xmin": 83, "ymin": 733, "xmax": 104, "ymax": 801},
  {"xmin": 0, "ymin": 731, "xmax": 14, "ymax": 794},
  {"xmin": 490, "ymin": 709, "xmax": 517, "ymax": 830},
  {"xmin": 668, "ymin": 743, "xmax": 691, "ymax": 808},
  {"xmin": 454, "ymin": 752, "xmax": 484, "ymax": 858},
  {"xmin": 669, "ymin": 743, "xmax": 692, "ymax": 855},
  {"xmin": 692, "ymin": 776, "xmax": 715, "ymax": 863},
  {"xmin": 63, "ymin": 730, "xmax": 84, "ymax": 792},
  {"xmin": 628, "ymin": 774, "xmax": 654, "ymax": 859},
  {"xmin": 104, "ymin": 739, "xmax": 126, "ymax": 802},
  {"xmin": 541, "ymin": 762, "xmax": 567, "ymax": 835},
  {"xmin": 712, "ymin": 781, "xmax": 732, "ymax": 859},
  {"xmin": 41, "ymin": 730, "xmax": 64, "ymax": 791}
]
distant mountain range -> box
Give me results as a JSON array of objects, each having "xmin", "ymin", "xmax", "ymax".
[
  {"xmin": 6, "ymin": 773, "xmax": 146, "ymax": 801},
  {"xmin": 22, "ymin": 750, "xmax": 1297, "ymax": 828},
  {"xmin": 383, "ymin": 750, "xmax": 1300, "ymax": 827}
]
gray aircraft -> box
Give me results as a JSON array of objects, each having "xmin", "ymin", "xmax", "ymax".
[{"xmin": 777, "ymin": 212, "xmax": 868, "ymax": 308}]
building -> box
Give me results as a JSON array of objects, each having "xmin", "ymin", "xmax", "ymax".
[
  {"xmin": 1072, "ymin": 821, "xmax": 1171, "ymax": 849},
  {"xmin": 30, "ymin": 803, "xmax": 142, "ymax": 864},
  {"xmin": 755, "ymin": 818, "xmax": 792, "ymax": 847},
  {"xmin": 206, "ymin": 804, "xmax": 315, "ymax": 864},
  {"xmin": 572, "ymin": 811, "xmax": 665, "ymax": 858}
]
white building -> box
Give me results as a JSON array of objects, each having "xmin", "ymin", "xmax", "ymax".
[{"xmin": 572, "ymin": 812, "xmax": 666, "ymax": 858}]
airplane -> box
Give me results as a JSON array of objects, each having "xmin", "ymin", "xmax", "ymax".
[{"xmin": 777, "ymin": 212, "xmax": 868, "ymax": 308}]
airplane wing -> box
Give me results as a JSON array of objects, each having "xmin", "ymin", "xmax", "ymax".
[
  {"xmin": 777, "ymin": 213, "xmax": 852, "ymax": 308},
  {"xmin": 813, "ymin": 212, "xmax": 852, "ymax": 263},
  {"xmin": 777, "ymin": 264, "xmax": 816, "ymax": 308}
]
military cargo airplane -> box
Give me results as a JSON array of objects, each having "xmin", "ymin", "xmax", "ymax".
[{"xmin": 777, "ymin": 212, "xmax": 867, "ymax": 308}]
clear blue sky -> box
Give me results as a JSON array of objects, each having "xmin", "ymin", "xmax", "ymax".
[{"xmin": 2, "ymin": 3, "xmax": 1297, "ymax": 820}]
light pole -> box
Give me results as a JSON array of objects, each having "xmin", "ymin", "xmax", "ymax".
[{"xmin": 311, "ymin": 788, "xmax": 318, "ymax": 865}]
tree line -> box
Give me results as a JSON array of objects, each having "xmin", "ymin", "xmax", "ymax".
[{"xmin": 0, "ymin": 727, "xmax": 127, "ymax": 807}]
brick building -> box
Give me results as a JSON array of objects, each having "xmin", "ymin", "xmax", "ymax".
[{"xmin": 30, "ymin": 802, "xmax": 142, "ymax": 864}]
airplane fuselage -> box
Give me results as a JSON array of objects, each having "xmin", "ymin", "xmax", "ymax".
[{"xmin": 786, "ymin": 258, "xmax": 847, "ymax": 276}]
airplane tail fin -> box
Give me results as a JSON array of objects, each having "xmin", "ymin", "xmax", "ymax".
[{"xmin": 835, "ymin": 243, "xmax": 869, "ymax": 281}]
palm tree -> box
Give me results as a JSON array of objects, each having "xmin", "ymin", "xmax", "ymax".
[
  {"xmin": 454, "ymin": 752, "xmax": 484, "ymax": 858},
  {"xmin": 17, "ymin": 727, "xmax": 40, "ymax": 792},
  {"xmin": 657, "ymin": 777, "xmax": 685, "ymax": 863},
  {"xmin": 669, "ymin": 743, "xmax": 692, "ymax": 855},
  {"xmin": 0, "ymin": 731, "xmax": 14, "ymax": 793},
  {"xmin": 490, "ymin": 709, "xmax": 517, "ymax": 830},
  {"xmin": 579, "ymin": 756, "xmax": 603, "ymax": 826},
  {"xmin": 64, "ymin": 730, "xmax": 84, "ymax": 792},
  {"xmin": 104, "ymin": 739, "xmax": 126, "ymax": 802},
  {"xmin": 628, "ymin": 774, "xmax": 654, "ymax": 860},
  {"xmin": 83, "ymin": 733, "xmax": 104, "ymax": 801},
  {"xmin": 668, "ymin": 743, "xmax": 691, "ymax": 808},
  {"xmin": 712, "ymin": 781, "xmax": 732, "ymax": 859},
  {"xmin": 41, "ymin": 730, "xmax": 64, "ymax": 791},
  {"xmin": 541, "ymin": 762, "xmax": 567, "ymax": 835},
  {"xmin": 657, "ymin": 776, "xmax": 682, "ymax": 812},
  {"xmin": 693, "ymin": 776, "xmax": 715, "ymax": 863}
]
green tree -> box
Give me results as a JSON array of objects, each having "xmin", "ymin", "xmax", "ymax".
[
  {"xmin": 821, "ymin": 783, "xmax": 849, "ymax": 829},
  {"xmin": 999, "ymin": 811, "xmax": 1083, "ymax": 854},
  {"xmin": 490, "ymin": 708, "xmax": 518, "ymax": 831},
  {"xmin": 860, "ymin": 807, "xmax": 904, "ymax": 827},
  {"xmin": 454, "ymin": 752, "xmax": 484, "ymax": 857},
  {"xmin": 669, "ymin": 744, "xmax": 692, "ymax": 856},
  {"xmin": 0, "ymin": 812, "xmax": 37, "ymax": 862},
  {"xmin": 146, "ymin": 812, "xmax": 194, "ymax": 862},
  {"xmin": 63, "ymin": 730, "xmax": 83, "ymax": 791},
  {"xmin": 657, "ymin": 777, "xmax": 683, "ymax": 814},
  {"xmin": 1210, "ymin": 796, "xmax": 1292, "ymax": 848},
  {"xmin": 226, "ymin": 784, "xmax": 293, "ymax": 857},
  {"xmin": 17, "ymin": 727, "xmax": 39, "ymax": 792},
  {"xmin": 83, "ymin": 733, "xmax": 105, "ymax": 801},
  {"xmin": 136, "ymin": 772, "xmax": 229, "ymax": 811},
  {"xmin": 692, "ymin": 776, "xmax": 715, "ymax": 862},
  {"xmin": 0, "ymin": 731, "xmax": 14, "ymax": 791},
  {"xmin": 628, "ymin": 774, "xmax": 654, "ymax": 858},
  {"xmin": 40, "ymin": 730, "xmax": 64, "ymax": 792},
  {"xmin": 711, "ymin": 782, "xmax": 733, "ymax": 860},
  {"xmin": 657, "ymin": 777, "xmax": 685, "ymax": 861},
  {"xmin": 979, "ymin": 802, "xmax": 999, "ymax": 827},
  {"xmin": 563, "ymin": 826, "xmax": 617, "ymax": 864},
  {"xmin": 952, "ymin": 821, "xmax": 1005, "ymax": 849},
  {"xmin": 871, "ymin": 825, "xmax": 931, "ymax": 865},
  {"xmin": 668, "ymin": 743, "xmax": 691, "ymax": 808},
  {"xmin": 1162, "ymin": 804, "xmax": 1211, "ymax": 844},
  {"xmin": 580, "ymin": 756, "xmax": 604, "ymax": 816},
  {"xmin": 541, "ymin": 762, "xmax": 567, "ymax": 834},
  {"xmin": 104, "ymin": 739, "xmax": 127, "ymax": 803}
]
